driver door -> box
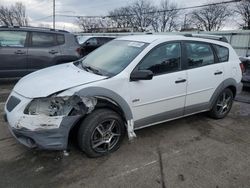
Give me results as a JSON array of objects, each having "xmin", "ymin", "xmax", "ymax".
[{"xmin": 129, "ymin": 42, "xmax": 187, "ymax": 129}]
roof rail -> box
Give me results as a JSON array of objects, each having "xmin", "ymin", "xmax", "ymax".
[
  {"xmin": 0, "ymin": 25, "xmax": 10, "ymax": 28},
  {"xmin": 184, "ymin": 34, "xmax": 228, "ymax": 43},
  {"xmin": 0, "ymin": 25, "xmax": 69, "ymax": 33}
]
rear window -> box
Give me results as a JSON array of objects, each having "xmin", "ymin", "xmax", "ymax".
[
  {"xmin": 98, "ymin": 37, "xmax": 114, "ymax": 45},
  {"xmin": 213, "ymin": 44, "xmax": 229, "ymax": 62},
  {"xmin": 31, "ymin": 32, "xmax": 55, "ymax": 47}
]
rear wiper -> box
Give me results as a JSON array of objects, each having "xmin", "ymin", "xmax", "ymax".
[{"xmin": 82, "ymin": 64, "xmax": 103, "ymax": 76}]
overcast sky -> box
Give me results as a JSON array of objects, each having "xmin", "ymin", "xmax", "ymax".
[{"xmin": 0, "ymin": 0, "xmax": 234, "ymax": 31}]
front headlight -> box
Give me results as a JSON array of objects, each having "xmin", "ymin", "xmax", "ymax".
[
  {"xmin": 24, "ymin": 96, "xmax": 72, "ymax": 116},
  {"xmin": 24, "ymin": 95, "xmax": 97, "ymax": 116}
]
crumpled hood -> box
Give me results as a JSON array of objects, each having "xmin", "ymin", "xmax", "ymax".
[{"xmin": 14, "ymin": 63, "xmax": 107, "ymax": 98}]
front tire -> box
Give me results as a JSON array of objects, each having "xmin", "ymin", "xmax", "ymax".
[
  {"xmin": 209, "ymin": 88, "xmax": 234, "ymax": 119},
  {"xmin": 78, "ymin": 109, "xmax": 125, "ymax": 158}
]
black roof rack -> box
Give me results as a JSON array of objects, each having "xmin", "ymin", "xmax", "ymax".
[
  {"xmin": 0, "ymin": 25, "xmax": 69, "ymax": 33},
  {"xmin": 184, "ymin": 34, "xmax": 228, "ymax": 43}
]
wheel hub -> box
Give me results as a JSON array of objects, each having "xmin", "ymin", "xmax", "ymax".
[{"xmin": 103, "ymin": 131, "xmax": 112, "ymax": 141}]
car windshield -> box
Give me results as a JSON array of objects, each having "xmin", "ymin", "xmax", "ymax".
[{"xmin": 81, "ymin": 40, "xmax": 148, "ymax": 76}]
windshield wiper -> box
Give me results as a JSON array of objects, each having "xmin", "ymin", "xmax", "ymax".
[{"xmin": 82, "ymin": 64, "xmax": 103, "ymax": 76}]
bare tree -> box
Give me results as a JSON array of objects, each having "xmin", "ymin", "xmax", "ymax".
[
  {"xmin": 76, "ymin": 17, "xmax": 100, "ymax": 32},
  {"xmin": 152, "ymin": 0, "xmax": 180, "ymax": 32},
  {"xmin": 129, "ymin": 0, "xmax": 156, "ymax": 32},
  {"xmin": 235, "ymin": 0, "xmax": 250, "ymax": 29},
  {"xmin": 190, "ymin": 3, "xmax": 231, "ymax": 31},
  {"xmin": 108, "ymin": 0, "xmax": 156, "ymax": 32},
  {"xmin": 109, "ymin": 7, "xmax": 134, "ymax": 29},
  {"xmin": 12, "ymin": 2, "xmax": 28, "ymax": 26},
  {"xmin": 0, "ymin": 2, "xmax": 28, "ymax": 26},
  {"xmin": 76, "ymin": 17, "xmax": 114, "ymax": 32}
]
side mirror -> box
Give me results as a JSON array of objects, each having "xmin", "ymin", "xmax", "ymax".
[{"xmin": 130, "ymin": 70, "xmax": 153, "ymax": 81}]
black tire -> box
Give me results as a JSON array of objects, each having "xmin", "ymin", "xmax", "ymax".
[
  {"xmin": 209, "ymin": 88, "xmax": 234, "ymax": 119},
  {"xmin": 78, "ymin": 109, "xmax": 125, "ymax": 158}
]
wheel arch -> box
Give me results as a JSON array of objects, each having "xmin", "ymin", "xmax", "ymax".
[
  {"xmin": 75, "ymin": 87, "xmax": 133, "ymax": 121},
  {"xmin": 67, "ymin": 87, "xmax": 133, "ymax": 146},
  {"xmin": 209, "ymin": 78, "xmax": 237, "ymax": 109}
]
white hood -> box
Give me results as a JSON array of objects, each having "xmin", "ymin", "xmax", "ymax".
[{"xmin": 14, "ymin": 63, "xmax": 107, "ymax": 98}]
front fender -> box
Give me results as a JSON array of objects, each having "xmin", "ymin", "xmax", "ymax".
[{"xmin": 76, "ymin": 87, "xmax": 133, "ymax": 121}]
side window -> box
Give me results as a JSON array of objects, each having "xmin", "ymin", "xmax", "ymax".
[
  {"xmin": 213, "ymin": 44, "xmax": 229, "ymax": 62},
  {"xmin": 56, "ymin": 34, "xmax": 65, "ymax": 45},
  {"xmin": 185, "ymin": 42, "xmax": 214, "ymax": 68},
  {"xmin": 138, "ymin": 42, "xmax": 181, "ymax": 75},
  {"xmin": 97, "ymin": 38, "xmax": 105, "ymax": 45},
  {"xmin": 0, "ymin": 31, "xmax": 27, "ymax": 47},
  {"xmin": 31, "ymin": 32, "xmax": 55, "ymax": 47},
  {"xmin": 86, "ymin": 37, "xmax": 98, "ymax": 46},
  {"xmin": 101, "ymin": 37, "xmax": 114, "ymax": 44}
]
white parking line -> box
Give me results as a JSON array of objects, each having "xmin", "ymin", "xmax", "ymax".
[{"xmin": 109, "ymin": 160, "xmax": 158, "ymax": 180}]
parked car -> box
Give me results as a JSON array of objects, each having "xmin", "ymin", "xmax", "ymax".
[
  {"xmin": 0, "ymin": 26, "xmax": 81, "ymax": 78},
  {"xmin": 76, "ymin": 35, "xmax": 115, "ymax": 56},
  {"xmin": 4, "ymin": 34, "xmax": 243, "ymax": 157},
  {"xmin": 239, "ymin": 56, "xmax": 250, "ymax": 88}
]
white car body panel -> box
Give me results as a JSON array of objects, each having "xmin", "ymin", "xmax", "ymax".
[
  {"xmin": 185, "ymin": 63, "xmax": 224, "ymax": 106},
  {"xmin": 13, "ymin": 63, "xmax": 107, "ymax": 98},
  {"xmin": 129, "ymin": 71, "xmax": 187, "ymax": 121}
]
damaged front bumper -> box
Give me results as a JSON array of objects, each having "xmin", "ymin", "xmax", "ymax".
[
  {"xmin": 6, "ymin": 115, "xmax": 81, "ymax": 149},
  {"xmin": 4, "ymin": 91, "xmax": 87, "ymax": 150}
]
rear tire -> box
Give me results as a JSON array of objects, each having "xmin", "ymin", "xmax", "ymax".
[
  {"xmin": 78, "ymin": 109, "xmax": 125, "ymax": 158},
  {"xmin": 209, "ymin": 88, "xmax": 234, "ymax": 119}
]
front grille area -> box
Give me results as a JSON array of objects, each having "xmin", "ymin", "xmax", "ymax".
[{"xmin": 6, "ymin": 96, "xmax": 21, "ymax": 112}]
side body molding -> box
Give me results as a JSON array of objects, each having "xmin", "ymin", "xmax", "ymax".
[{"xmin": 76, "ymin": 87, "xmax": 136, "ymax": 139}]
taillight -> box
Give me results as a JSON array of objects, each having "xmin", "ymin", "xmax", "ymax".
[
  {"xmin": 76, "ymin": 48, "xmax": 82, "ymax": 56},
  {"xmin": 240, "ymin": 62, "xmax": 245, "ymax": 74}
]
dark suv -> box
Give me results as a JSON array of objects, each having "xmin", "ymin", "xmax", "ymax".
[
  {"xmin": 76, "ymin": 36, "xmax": 115, "ymax": 56},
  {"xmin": 0, "ymin": 26, "xmax": 81, "ymax": 78},
  {"xmin": 239, "ymin": 56, "xmax": 250, "ymax": 88}
]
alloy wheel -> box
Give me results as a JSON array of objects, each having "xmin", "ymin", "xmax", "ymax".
[
  {"xmin": 216, "ymin": 91, "xmax": 232, "ymax": 116},
  {"xmin": 91, "ymin": 119, "xmax": 121, "ymax": 153}
]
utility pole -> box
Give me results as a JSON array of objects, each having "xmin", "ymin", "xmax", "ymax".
[
  {"xmin": 53, "ymin": 0, "xmax": 55, "ymax": 29},
  {"xmin": 184, "ymin": 14, "xmax": 187, "ymax": 30}
]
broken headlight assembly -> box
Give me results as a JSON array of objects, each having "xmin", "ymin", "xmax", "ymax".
[{"xmin": 24, "ymin": 95, "xmax": 97, "ymax": 116}]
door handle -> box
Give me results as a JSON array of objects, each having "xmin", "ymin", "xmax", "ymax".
[
  {"xmin": 14, "ymin": 50, "xmax": 25, "ymax": 55},
  {"xmin": 175, "ymin": 79, "xmax": 186, "ymax": 84},
  {"xmin": 48, "ymin": 50, "xmax": 58, "ymax": 54},
  {"xmin": 214, "ymin": 71, "xmax": 223, "ymax": 75}
]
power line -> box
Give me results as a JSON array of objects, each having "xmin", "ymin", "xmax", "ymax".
[
  {"xmin": 55, "ymin": 0, "xmax": 241, "ymax": 19},
  {"xmin": 33, "ymin": 15, "xmax": 52, "ymax": 21}
]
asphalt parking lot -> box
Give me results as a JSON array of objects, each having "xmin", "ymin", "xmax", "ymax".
[{"xmin": 0, "ymin": 81, "xmax": 250, "ymax": 188}]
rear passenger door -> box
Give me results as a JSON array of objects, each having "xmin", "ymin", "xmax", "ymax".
[
  {"xmin": 184, "ymin": 41, "xmax": 225, "ymax": 114},
  {"xmin": 0, "ymin": 30, "xmax": 28, "ymax": 78},
  {"xmin": 27, "ymin": 32, "xmax": 61, "ymax": 72}
]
